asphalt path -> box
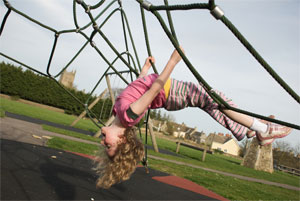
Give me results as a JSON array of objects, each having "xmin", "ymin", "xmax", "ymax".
[
  {"xmin": 5, "ymin": 111, "xmax": 95, "ymax": 136},
  {"xmin": 4, "ymin": 112, "xmax": 180, "ymax": 157}
]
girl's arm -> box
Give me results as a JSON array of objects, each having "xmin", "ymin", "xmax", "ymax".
[
  {"xmin": 130, "ymin": 48, "xmax": 183, "ymax": 116},
  {"xmin": 138, "ymin": 56, "xmax": 155, "ymax": 78}
]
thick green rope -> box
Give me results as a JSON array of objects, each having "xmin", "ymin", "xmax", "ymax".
[
  {"xmin": 1, "ymin": 0, "xmax": 299, "ymax": 131},
  {"xmin": 1, "ymin": 0, "xmax": 299, "ymax": 174},
  {"xmin": 0, "ymin": 0, "xmax": 141, "ymax": 129},
  {"xmin": 139, "ymin": 5, "xmax": 158, "ymax": 74},
  {"xmin": 220, "ymin": 16, "xmax": 300, "ymax": 104},
  {"xmin": 148, "ymin": 3, "xmax": 209, "ymax": 11},
  {"xmin": 138, "ymin": 0, "xmax": 299, "ymax": 130},
  {"xmin": 163, "ymin": 0, "xmax": 178, "ymax": 43}
]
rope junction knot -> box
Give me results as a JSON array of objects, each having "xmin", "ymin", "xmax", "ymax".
[
  {"xmin": 93, "ymin": 24, "xmax": 99, "ymax": 31},
  {"xmin": 75, "ymin": 0, "xmax": 83, "ymax": 5},
  {"xmin": 3, "ymin": 0, "xmax": 11, "ymax": 8},
  {"xmin": 85, "ymin": 5, "xmax": 91, "ymax": 14},
  {"xmin": 140, "ymin": 0, "xmax": 152, "ymax": 11},
  {"xmin": 210, "ymin": 6, "xmax": 224, "ymax": 20},
  {"xmin": 90, "ymin": 41, "xmax": 96, "ymax": 48}
]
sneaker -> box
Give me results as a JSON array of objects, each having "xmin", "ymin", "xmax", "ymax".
[
  {"xmin": 248, "ymin": 115, "xmax": 277, "ymax": 146},
  {"xmin": 247, "ymin": 116, "xmax": 274, "ymax": 139},
  {"xmin": 256, "ymin": 122, "xmax": 292, "ymax": 141}
]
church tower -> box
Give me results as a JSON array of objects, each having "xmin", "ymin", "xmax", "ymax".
[{"xmin": 59, "ymin": 70, "xmax": 76, "ymax": 89}]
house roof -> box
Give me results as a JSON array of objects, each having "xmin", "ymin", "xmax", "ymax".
[
  {"xmin": 207, "ymin": 133, "xmax": 233, "ymax": 144},
  {"xmin": 193, "ymin": 131, "xmax": 206, "ymax": 137},
  {"xmin": 213, "ymin": 135, "xmax": 228, "ymax": 144},
  {"xmin": 211, "ymin": 135, "xmax": 240, "ymax": 148}
]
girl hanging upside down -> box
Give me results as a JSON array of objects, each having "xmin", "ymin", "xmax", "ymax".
[{"xmin": 95, "ymin": 47, "xmax": 292, "ymax": 189}]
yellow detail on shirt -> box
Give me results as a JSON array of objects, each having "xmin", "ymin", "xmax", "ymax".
[{"xmin": 164, "ymin": 78, "xmax": 171, "ymax": 99}]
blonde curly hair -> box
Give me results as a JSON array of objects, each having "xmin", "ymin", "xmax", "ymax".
[{"xmin": 94, "ymin": 127, "xmax": 144, "ymax": 189}]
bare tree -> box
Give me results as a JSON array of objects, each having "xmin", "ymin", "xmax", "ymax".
[
  {"xmin": 273, "ymin": 140, "xmax": 292, "ymax": 152},
  {"xmin": 167, "ymin": 113, "xmax": 176, "ymax": 122},
  {"xmin": 273, "ymin": 140, "xmax": 294, "ymax": 166},
  {"xmin": 293, "ymin": 142, "xmax": 300, "ymax": 156}
]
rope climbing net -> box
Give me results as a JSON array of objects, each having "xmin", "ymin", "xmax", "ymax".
[{"xmin": 1, "ymin": 0, "xmax": 299, "ymax": 133}]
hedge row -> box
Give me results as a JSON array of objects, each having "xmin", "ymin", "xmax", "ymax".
[{"xmin": 0, "ymin": 62, "xmax": 112, "ymax": 119}]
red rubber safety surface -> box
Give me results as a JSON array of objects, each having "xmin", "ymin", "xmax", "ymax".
[{"xmin": 153, "ymin": 176, "xmax": 228, "ymax": 201}]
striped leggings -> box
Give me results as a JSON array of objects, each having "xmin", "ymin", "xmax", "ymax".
[{"xmin": 164, "ymin": 79, "xmax": 248, "ymax": 141}]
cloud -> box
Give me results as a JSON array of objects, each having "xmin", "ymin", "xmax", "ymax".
[{"xmin": 28, "ymin": 0, "xmax": 74, "ymax": 29}]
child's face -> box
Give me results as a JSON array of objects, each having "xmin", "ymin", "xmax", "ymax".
[{"xmin": 100, "ymin": 126, "xmax": 125, "ymax": 157}]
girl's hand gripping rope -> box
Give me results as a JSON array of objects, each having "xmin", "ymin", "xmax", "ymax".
[
  {"xmin": 130, "ymin": 47, "xmax": 184, "ymax": 117},
  {"xmin": 170, "ymin": 46, "xmax": 184, "ymax": 64},
  {"xmin": 139, "ymin": 56, "xmax": 155, "ymax": 78}
]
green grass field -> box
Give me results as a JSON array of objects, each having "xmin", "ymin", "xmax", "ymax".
[
  {"xmin": 46, "ymin": 136, "xmax": 100, "ymax": 156},
  {"xmin": 1, "ymin": 97, "xmax": 299, "ymax": 200},
  {"xmin": 141, "ymin": 135, "xmax": 300, "ymax": 187},
  {"xmin": 0, "ymin": 97, "xmax": 99, "ymax": 132},
  {"xmin": 149, "ymin": 157, "xmax": 299, "ymax": 201},
  {"xmin": 42, "ymin": 125, "xmax": 101, "ymax": 143}
]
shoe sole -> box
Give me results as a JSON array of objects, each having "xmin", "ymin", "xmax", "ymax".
[
  {"xmin": 258, "ymin": 127, "xmax": 292, "ymax": 140},
  {"xmin": 258, "ymin": 138, "xmax": 274, "ymax": 146}
]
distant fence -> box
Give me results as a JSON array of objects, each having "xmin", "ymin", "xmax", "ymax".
[{"xmin": 274, "ymin": 164, "xmax": 300, "ymax": 177}]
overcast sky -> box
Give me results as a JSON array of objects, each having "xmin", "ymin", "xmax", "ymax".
[{"xmin": 1, "ymin": 0, "xmax": 299, "ymax": 147}]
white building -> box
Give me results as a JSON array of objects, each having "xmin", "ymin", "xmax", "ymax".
[{"xmin": 207, "ymin": 133, "xmax": 241, "ymax": 156}]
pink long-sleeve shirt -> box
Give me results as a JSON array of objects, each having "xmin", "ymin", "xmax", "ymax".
[{"xmin": 113, "ymin": 74, "xmax": 166, "ymax": 127}]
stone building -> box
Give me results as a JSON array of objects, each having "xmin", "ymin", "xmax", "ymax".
[
  {"xmin": 241, "ymin": 137, "xmax": 273, "ymax": 173},
  {"xmin": 183, "ymin": 128, "xmax": 206, "ymax": 144}
]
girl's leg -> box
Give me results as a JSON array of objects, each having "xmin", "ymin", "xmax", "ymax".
[
  {"xmin": 222, "ymin": 109, "xmax": 268, "ymax": 136},
  {"xmin": 215, "ymin": 100, "xmax": 292, "ymax": 142},
  {"xmin": 165, "ymin": 80, "xmax": 249, "ymax": 141},
  {"xmin": 221, "ymin": 108, "xmax": 292, "ymax": 142},
  {"xmin": 165, "ymin": 80, "xmax": 292, "ymax": 143},
  {"xmin": 221, "ymin": 109, "xmax": 254, "ymax": 128}
]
